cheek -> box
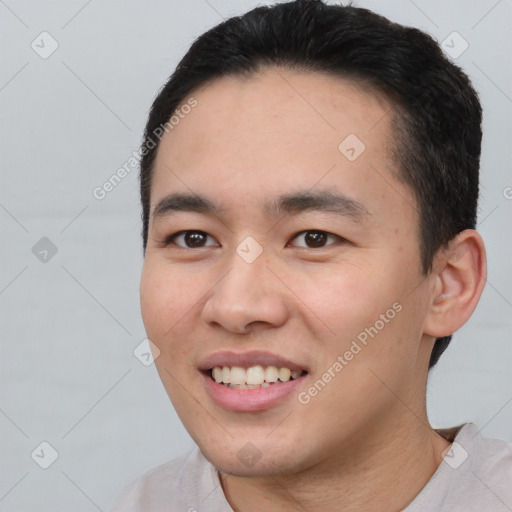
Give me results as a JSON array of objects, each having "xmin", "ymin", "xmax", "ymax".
[
  {"xmin": 140, "ymin": 259, "xmax": 203, "ymax": 368},
  {"xmin": 294, "ymin": 262, "xmax": 417, "ymax": 369},
  {"xmin": 140, "ymin": 265, "xmax": 168, "ymax": 338},
  {"xmin": 295, "ymin": 263, "xmax": 386, "ymax": 336},
  {"xmin": 140, "ymin": 259, "xmax": 195, "ymax": 335}
]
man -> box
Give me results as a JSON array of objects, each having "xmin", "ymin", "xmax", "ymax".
[{"xmin": 110, "ymin": 1, "xmax": 512, "ymax": 510}]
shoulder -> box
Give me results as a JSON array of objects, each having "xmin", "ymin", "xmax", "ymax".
[
  {"xmin": 407, "ymin": 423, "xmax": 512, "ymax": 511},
  {"xmin": 466, "ymin": 423, "xmax": 512, "ymax": 502},
  {"xmin": 457, "ymin": 423, "xmax": 512, "ymax": 477},
  {"xmin": 107, "ymin": 447, "xmax": 230, "ymax": 512}
]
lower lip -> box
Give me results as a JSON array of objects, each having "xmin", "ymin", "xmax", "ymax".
[{"xmin": 201, "ymin": 372, "xmax": 307, "ymax": 412}]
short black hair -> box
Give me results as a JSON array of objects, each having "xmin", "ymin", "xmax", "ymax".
[{"xmin": 139, "ymin": 0, "xmax": 482, "ymax": 370}]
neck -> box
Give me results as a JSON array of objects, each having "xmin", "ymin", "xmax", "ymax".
[{"xmin": 219, "ymin": 410, "xmax": 451, "ymax": 512}]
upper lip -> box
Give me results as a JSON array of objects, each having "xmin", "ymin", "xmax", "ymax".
[{"xmin": 198, "ymin": 350, "xmax": 309, "ymax": 373}]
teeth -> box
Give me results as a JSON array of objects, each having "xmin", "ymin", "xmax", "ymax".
[
  {"xmin": 246, "ymin": 365, "xmax": 265, "ymax": 385},
  {"xmin": 278, "ymin": 367, "xmax": 291, "ymax": 382},
  {"xmin": 230, "ymin": 366, "xmax": 246, "ymax": 386},
  {"xmin": 210, "ymin": 365, "xmax": 305, "ymax": 386},
  {"xmin": 212, "ymin": 367, "xmax": 223, "ymax": 383},
  {"xmin": 222, "ymin": 366, "xmax": 230, "ymax": 384},
  {"xmin": 228, "ymin": 383, "xmax": 267, "ymax": 389},
  {"xmin": 265, "ymin": 366, "xmax": 279, "ymax": 382}
]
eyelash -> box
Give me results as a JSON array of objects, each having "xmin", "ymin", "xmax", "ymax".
[{"xmin": 161, "ymin": 230, "xmax": 345, "ymax": 249}]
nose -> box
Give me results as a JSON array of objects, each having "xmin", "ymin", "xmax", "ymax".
[{"xmin": 201, "ymin": 251, "xmax": 289, "ymax": 334}]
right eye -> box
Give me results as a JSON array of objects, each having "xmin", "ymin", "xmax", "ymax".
[{"xmin": 163, "ymin": 230, "xmax": 219, "ymax": 249}]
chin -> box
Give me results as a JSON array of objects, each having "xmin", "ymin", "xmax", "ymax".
[{"xmin": 196, "ymin": 435, "xmax": 307, "ymax": 478}]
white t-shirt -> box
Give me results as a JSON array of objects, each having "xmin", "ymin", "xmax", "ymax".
[{"xmin": 108, "ymin": 423, "xmax": 512, "ymax": 511}]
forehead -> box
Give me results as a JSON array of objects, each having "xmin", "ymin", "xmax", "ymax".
[
  {"xmin": 157, "ymin": 68, "xmax": 392, "ymax": 162},
  {"xmin": 150, "ymin": 67, "xmax": 416, "ymax": 225}
]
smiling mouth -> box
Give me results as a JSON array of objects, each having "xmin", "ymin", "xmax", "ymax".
[{"xmin": 207, "ymin": 365, "xmax": 308, "ymax": 389}]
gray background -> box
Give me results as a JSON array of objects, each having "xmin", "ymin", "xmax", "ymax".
[{"xmin": 0, "ymin": 0, "xmax": 511, "ymax": 510}]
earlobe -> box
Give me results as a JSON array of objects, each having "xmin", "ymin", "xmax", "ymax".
[{"xmin": 423, "ymin": 230, "xmax": 487, "ymax": 338}]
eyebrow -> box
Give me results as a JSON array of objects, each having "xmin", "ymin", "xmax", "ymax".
[
  {"xmin": 152, "ymin": 189, "xmax": 370, "ymax": 222},
  {"xmin": 265, "ymin": 189, "xmax": 370, "ymax": 219}
]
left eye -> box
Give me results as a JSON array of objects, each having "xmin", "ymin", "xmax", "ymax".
[{"xmin": 288, "ymin": 230, "xmax": 342, "ymax": 248}]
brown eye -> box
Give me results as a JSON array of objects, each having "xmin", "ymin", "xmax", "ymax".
[
  {"xmin": 289, "ymin": 230, "xmax": 341, "ymax": 248},
  {"xmin": 166, "ymin": 230, "xmax": 218, "ymax": 248}
]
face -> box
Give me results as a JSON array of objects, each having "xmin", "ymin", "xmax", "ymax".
[{"xmin": 140, "ymin": 68, "xmax": 435, "ymax": 477}]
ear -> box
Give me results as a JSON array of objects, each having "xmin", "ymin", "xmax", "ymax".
[{"xmin": 423, "ymin": 229, "xmax": 487, "ymax": 338}]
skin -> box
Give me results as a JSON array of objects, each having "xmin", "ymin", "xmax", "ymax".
[{"xmin": 140, "ymin": 67, "xmax": 486, "ymax": 511}]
